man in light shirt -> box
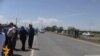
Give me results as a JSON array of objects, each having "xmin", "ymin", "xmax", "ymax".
[
  {"xmin": 7, "ymin": 23, "xmax": 16, "ymax": 56},
  {"xmin": 0, "ymin": 24, "xmax": 5, "ymax": 56}
]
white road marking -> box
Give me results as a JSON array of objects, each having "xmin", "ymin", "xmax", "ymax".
[
  {"xmin": 30, "ymin": 49, "xmax": 34, "ymax": 56},
  {"xmin": 30, "ymin": 36, "xmax": 37, "ymax": 56}
]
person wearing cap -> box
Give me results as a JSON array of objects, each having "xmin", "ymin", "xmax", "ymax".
[{"xmin": 0, "ymin": 24, "xmax": 5, "ymax": 56}]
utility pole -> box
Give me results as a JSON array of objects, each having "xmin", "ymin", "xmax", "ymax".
[{"xmin": 16, "ymin": 18, "xmax": 18, "ymax": 26}]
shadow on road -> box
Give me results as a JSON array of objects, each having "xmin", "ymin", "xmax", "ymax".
[
  {"xmin": 14, "ymin": 49, "xmax": 22, "ymax": 51},
  {"xmin": 32, "ymin": 48, "xmax": 40, "ymax": 50},
  {"xmin": 13, "ymin": 54, "xmax": 22, "ymax": 56},
  {"xmin": 14, "ymin": 48, "xmax": 31, "ymax": 52},
  {"xmin": 23, "ymin": 49, "xmax": 31, "ymax": 52}
]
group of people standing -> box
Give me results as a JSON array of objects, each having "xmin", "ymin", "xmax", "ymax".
[
  {"xmin": 0, "ymin": 22, "xmax": 36, "ymax": 56},
  {"xmin": 19, "ymin": 24, "xmax": 35, "ymax": 51}
]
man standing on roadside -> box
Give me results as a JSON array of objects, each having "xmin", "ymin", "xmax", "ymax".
[
  {"xmin": 74, "ymin": 29, "xmax": 79, "ymax": 38},
  {"xmin": 0, "ymin": 24, "xmax": 5, "ymax": 56},
  {"xmin": 19, "ymin": 26, "xmax": 27, "ymax": 51},
  {"xmin": 7, "ymin": 23, "xmax": 16, "ymax": 56},
  {"xmin": 28, "ymin": 24, "xmax": 35, "ymax": 49},
  {"xmin": 13, "ymin": 25, "xmax": 18, "ymax": 50}
]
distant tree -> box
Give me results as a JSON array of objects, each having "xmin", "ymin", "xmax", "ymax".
[
  {"xmin": 68, "ymin": 27, "xmax": 76, "ymax": 31},
  {"xmin": 57, "ymin": 27, "xmax": 63, "ymax": 33},
  {"xmin": 67, "ymin": 27, "xmax": 75, "ymax": 35},
  {"xmin": 67, "ymin": 27, "xmax": 80, "ymax": 38},
  {"xmin": 45, "ymin": 26, "xmax": 51, "ymax": 31},
  {"xmin": 51, "ymin": 25, "xmax": 58, "ymax": 32}
]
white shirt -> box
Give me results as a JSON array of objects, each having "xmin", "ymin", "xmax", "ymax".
[
  {"xmin": 7, "ymin": 27, "xmax": 16, "ymax": 37},
  {"xmin": 0, "ymin": 32, "xmax": 5, "ymax": 55}
]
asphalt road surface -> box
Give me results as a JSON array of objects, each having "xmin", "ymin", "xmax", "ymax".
[{"xmin": 14, "ymin": 32, "xmax": 100, "ymax": 56}]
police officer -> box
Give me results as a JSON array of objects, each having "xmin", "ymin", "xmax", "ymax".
[
  {"xmin": 19, "ymin": 26, "xmax": 27, "ymax": 51},
  {"xmin": 28, "ymin": 24, "xmax": 35, "ymax": 49}
]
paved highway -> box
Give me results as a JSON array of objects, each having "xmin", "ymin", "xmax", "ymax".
[{"xmin": 14, "ymin": 32, "xmax": 100, "ymax": 56}]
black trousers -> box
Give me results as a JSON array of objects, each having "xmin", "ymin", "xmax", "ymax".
[
  {"xmin": 28, "ymin": 35, "xmax": 34, "ymax": 48},
  {"xmin": 20, "ymin": 36, "xmax": 26, "ymax": 50},
  {"xmin": 22, "ymin": 39, "xmax": 26, "ymax": 50},
  {"xmin": 7, "ymin": 37, "xmax": 14, "ymax": 56},
  {"xmin": 4, "ymin": 36, "xmax": 13, "ymax": 56},
  {"xmin": 4, "ymin": 36, "xmax": 9, "ymax": 47},
  {"xmin": 13, "ymin": 38, "xmax": 17, "ymax": 49}
]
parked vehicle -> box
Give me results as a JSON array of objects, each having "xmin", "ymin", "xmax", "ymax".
[
  {"xmin": 40, "ymin": 29, "xmax": 45, "ymax": 33},
  {"xmin": 82, "ymin": 32, "xmax": 94, "ymax": 37}
]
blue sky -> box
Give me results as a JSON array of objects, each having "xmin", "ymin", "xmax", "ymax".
[{"xmin": 0, "ymin": 0, "xmax": 100, "ymax": 31}]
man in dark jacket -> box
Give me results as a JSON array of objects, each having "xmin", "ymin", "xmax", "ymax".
[
  {"xmin": 28, "ymin": 24, "xmax": 35, "ymax": 49},
  {"xmin": 19, "ymin": 26, "xmax": 27, "ymax": 51}
]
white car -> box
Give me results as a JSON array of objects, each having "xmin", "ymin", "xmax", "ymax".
[
  {"xmin": 82, "ymin": 32, "xmax": 94, "ymax": 37},
  {"xmin": 39, "ymin": 29, "xmax": 45, "ymax": 33}
]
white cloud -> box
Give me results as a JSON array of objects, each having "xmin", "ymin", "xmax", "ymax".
[
  {"xmin": 0, "ymin": 16, "xmax": 6, "ymax": 23},
  {"xmin": 18, "ymin": 17, "xmax": 64, "ymax": 28},
  {"xmin": 0, "ymin": 16, "xmax": 3, "ymax": 19},
  {"xmin": 34, "ymin": 17, "xmax": 62, "ymax": 26},
  {"xmin": 0, "ymin": 16, "xmax": 100, "ymax": 31},
  {"xmin": 0, "ymin": 16, "xmax": 16, "ymax": 24},
  {"xmin": 0, "ymin": 16, "xmax": 65, "ymax": 28}
]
